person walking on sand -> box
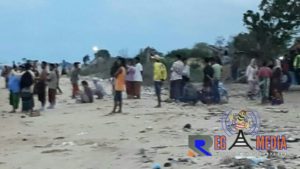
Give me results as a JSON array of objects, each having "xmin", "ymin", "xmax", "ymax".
[
  {"xmin": 258, "ymin": 61, "xmax": 273, "ymax": 104},
  {"xmin": 246, "ymin": 58, "xmax": 258, "ymax": 100},
  {"xmin": 70, "ymin": 62, "xmax": 81, "ymax": 99},
  {"xmin": 8, "ymin": 65, "xmax": 22, "ymax": 113},
  {"xmin": 170, "ymin": 54, "xmax": 184, "ymax": 101},
  {"xmin": 111, "ymin": 57, "xmax": 126, "ymax": 113},
  {"xmin": 151, "ymin": 55, "xmax": 167, "ymax": 108},
  {"xmin": 36, "ymin": 61, "xmax": 48, "ymax": 111},
  {"xmin": 47, "ymin": 64, "xmax": 58, "ymax": 109},
  {"xmin": 133, "ymin": 57, "xmax": 143, "ymax": 99},
  {"xmin": 20, "ymin": 63, "xmax": 35, "ymax": 113}
]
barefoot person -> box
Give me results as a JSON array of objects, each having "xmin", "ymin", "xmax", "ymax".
[
  {"xmin": 47, "ymin": 64, "xmax": 58, "ymax": 109},
  {"xmin": 8, "ymin": 65, "xmax": 22, "ymax": 113},
  {"xmin": 152, "ymin": 55, "xmax": 167, "ymax": 108},
  {"xmin": 111, "ymin": 57, "xmax": 126, "ymax": 113}
]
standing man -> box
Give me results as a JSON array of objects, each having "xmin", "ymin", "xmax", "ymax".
[
  {"xmin": 20, "ymin": 63, "xmax": 35, "ymax": 113},
  {"xmin": 47, "ymin": 64, "xmax": 58, "ymax": 109},
  {"xmin": 1, "ymin": 65, "xmax": 11, "ymax": 88},
  {"xmin": 133, "ymin": 57, "xmax": 143, "ymax": 99},
  {"xmin": 211, "ymin": 57, "xmax": 222, "ymax": 104},
  {"xmin": 293, "ymin": 49, "xmax": 300, "ymax": 84},
  {"xmin": 70, "ymin": 62, "xmax": 81, "ymax": 98},
  {"xmin": 181, "ymin": 57, "xmax": 190, "ymax": 94},
  {"xmin": 170, "ymin": 54, "xmax": 184, "ymax": 101},
  {"xmin": 152, "ymin": 55, "xmax": 167, "ymax": 108},
  {"xmin": 36, "ymin": 61, "xmax": 48, "ymax": 111}
]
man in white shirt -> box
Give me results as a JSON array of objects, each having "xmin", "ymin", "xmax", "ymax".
[
  {"xmin": 133, "ymin": 57, "xmax": 143, "ymax": 99},
  {"xmin": 170, "ymin": 55, "xmax": 184, "ymax": 101}
]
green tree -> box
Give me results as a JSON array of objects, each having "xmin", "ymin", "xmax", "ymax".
[
  {"xmin": 94, "ymin": 49, "xmax": 111, "ymax": 60},
  {"xmin": 240, "ymin": 0, "xmax": 300, "ymax": 59},
  {"xmin": 82, "ymin": 55, "xmax": 90, "ymax": 65}
]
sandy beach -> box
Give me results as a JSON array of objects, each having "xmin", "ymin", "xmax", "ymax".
[{"xmin": 0, "ymin": 77, "xmax": 299, "ymax": 169}]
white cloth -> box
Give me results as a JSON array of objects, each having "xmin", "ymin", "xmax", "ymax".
[
  {"xmin": 170, "ymin": 60, "xmax": 184, "ymax": 81},
  {"xmin": 246, "ymin": 65, "xmax": 258, "ymax": 82},
  {"xmin": 133, "ymin": 63, "xmax": 143, "ymax": 82},
  {"xmin": 182, "ymin": 65, "xmax": 190, "ymax": 77}
]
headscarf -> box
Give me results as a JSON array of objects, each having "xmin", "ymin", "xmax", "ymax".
[{"xmin": 273, "ymin": 59, "xmax": 282, "ymax": 70}]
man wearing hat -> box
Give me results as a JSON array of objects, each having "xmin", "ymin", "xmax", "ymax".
[{"xmin": 151, "ymin": 55, "xmax": 167, "ymax": 108}]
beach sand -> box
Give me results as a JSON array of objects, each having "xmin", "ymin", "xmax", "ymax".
[{"xmin": 0, "ymin": 77, "xmax": 299, "ymax": 169}]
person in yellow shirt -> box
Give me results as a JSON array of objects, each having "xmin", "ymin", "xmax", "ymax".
[
  {"xmin": 151, "ymin": 55, "xmax": 167, "ymax": 108},
  {"xmin": 293, "ymin": 49, "xmax": 300, "ymax": 84},
  {"xmin": 111, "ymin": 57, "xmax": 126, "ymax": 113}
]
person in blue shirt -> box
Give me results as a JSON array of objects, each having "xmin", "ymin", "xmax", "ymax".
[{"xmin": 8, "ymin": 65, "xmax": 22, "ymax": 113}]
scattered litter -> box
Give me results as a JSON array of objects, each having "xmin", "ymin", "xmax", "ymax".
[
  {"xmin": 163, "ymin": 162, "xmax": 171, "ymax": 167},
  {"xmin": 61, "ymin": 142, "xmax": 75, "ymax": 146},
  {"xmin": 54, "ymin": 137, "xmax": 65, "ymax": 140},
  {"xmin": 152, "ymin": 163, "xmax": 161, "ymax": 169},
  {"xmin": 20, "ymin": 115, "xmax": 26, "ymax": 118},
  {"xmin": 146, "ymin": 126, "xmax": 153, "ymax": 131},
  {"xmin": 77, "ymin": 132, "xmax": 88, "ymax": 136},
  {"xmin": 33, "ymin": 144, "xmax": 53, "ymax": 148},
  {"xmin": 29, "ymin": 111, "xmax": 40, "ymax": 117},
  {"xmin": 183, "ymin": 124, "xmax": 192, "ymax": 131},
  {"xmin": 22, "ymin": 138, "xmax": 27, "ymax": 141},
  {"xmin": 41, "ymin": 149, "xmax": 71, "ymax": 154}
]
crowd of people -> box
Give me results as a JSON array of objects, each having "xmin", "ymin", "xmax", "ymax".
[{"xmin": 2, "ymin": 49, "xmax": 300, "ymax": 114}]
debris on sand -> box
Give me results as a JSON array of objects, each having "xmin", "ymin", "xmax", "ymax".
[
  {"xmin": 33, "ymin": 144, "xmax": 53, "ymax": 148},
  {"xmin": 183, "ymin": 124, "xmax": 192, "ymax": 131},
  {"xmin": 41, "ymin": 149, "xmax": 71, "ymax": 154},
  {"xmin": 29, "ymin": 111, "xmax": 41, "ymax": 117},
  {"xmin": 265, "ymin": 107, "xmax": 289, "ymax": 113},
  {"xmin": 54, "ymin": 137, "xmax": 65, "ymax": 140},
  {"xmin": 152, "ymin": 163, "xmax": 161, "ymax": 169}
]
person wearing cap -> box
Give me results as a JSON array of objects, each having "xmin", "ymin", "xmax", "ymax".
[
  {"xmin": 8, "ymin": 65, "xmax": 22, "ymax": 113},
  {"xmin": 70, "ymin": 62, "xmax": 81, "ymax": 98},
  {"xmin": 20, "ymin": 63, "xmax": 35, "ymax": 112},
  {"xmin": 152, "ymin": 55, "xmax": 167, "ymax": 108},
  {"xmin": 47, "ymin": 63, "xmax": 58, "ymax": 109}
]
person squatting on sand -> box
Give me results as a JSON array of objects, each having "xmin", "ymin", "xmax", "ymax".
[{"xmin": 78, "ymin": 80, "xmax": 94, "ymax": 103}]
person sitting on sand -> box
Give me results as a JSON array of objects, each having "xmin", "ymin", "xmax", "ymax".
[
  {"xmin": 92, "ymin": 78, "xmax": 106, "ymax": 99},
  {"xmin": 179, "ymin": 79, "xmax": 199, "ymax": 105},
  {"xmin": 79, "ymin": 81, "xmax": 94, "ymax": 103}
]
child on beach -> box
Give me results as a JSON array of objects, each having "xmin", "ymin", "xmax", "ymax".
[{"xmin": 111, "ymin": 57, "xmax": 126, "ymax": 113}]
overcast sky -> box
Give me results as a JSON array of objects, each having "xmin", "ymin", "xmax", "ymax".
[{"xmin": 0, "ymin": 0, "xmax": 261, "ymax": 64}]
